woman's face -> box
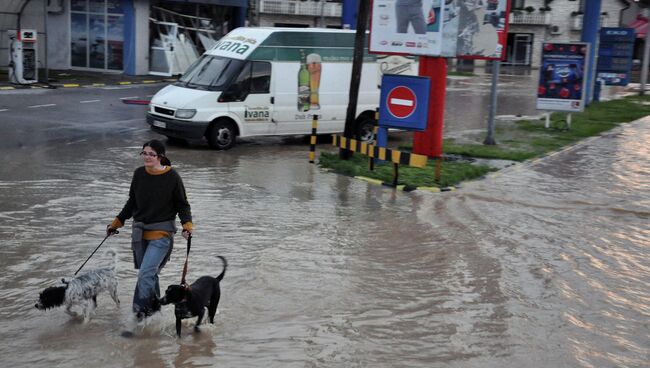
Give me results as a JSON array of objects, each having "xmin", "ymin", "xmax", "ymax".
[{"xmin": 141, "ymin": 146, "xmax": 162, "ymax": 168}]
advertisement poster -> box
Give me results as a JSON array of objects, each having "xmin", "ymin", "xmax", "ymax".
[
  {"xmin": 455, "ymin": 0, "xmax": 510, "ymax": 59},
  {"xmin": 369, "ymin": 0, "xmax": 449, "ymax": 56},
  {"xmin": 536, "ymin": 42, "xmax": 590, "ymax": 113}
]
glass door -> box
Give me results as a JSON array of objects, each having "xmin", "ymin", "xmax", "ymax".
[{"xmin": 70, "ymin": 0, "xmax": 124, "ymax": 71}]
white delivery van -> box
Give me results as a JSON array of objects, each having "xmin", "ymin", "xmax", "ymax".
[{"xmin": 146, "ymin": 27, "xmax": 415, "ymax": 150}]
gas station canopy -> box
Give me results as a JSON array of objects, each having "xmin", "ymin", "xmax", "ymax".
[{"xmin": 0, "ymin": 0, "xmax": 33, "ymax": 31}]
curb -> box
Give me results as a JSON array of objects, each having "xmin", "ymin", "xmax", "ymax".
[
  {"xmin": 485, "ymin": 127, "xmax": 622, "ymax": 181},
  {"xmin": 354, "ymin": 176, "xmax": 456, "ymax": 193},
  {"xmin": 0, "ymin": 78, "xmax": 176, "ymax": 91}
]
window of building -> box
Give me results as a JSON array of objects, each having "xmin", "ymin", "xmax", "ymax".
[
  {"xmin": 71, "ymin": 0, "xmax": 125, "ymax": 71},
  {"xmin": 510, "ymin": 0, "xmax": 525, "ymax": 9}
]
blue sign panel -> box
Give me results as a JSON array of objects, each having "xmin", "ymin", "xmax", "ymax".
[
  {"xmin": 379, "ymin": 74, "xmax": 430, "ymax": 131},
  {"xmin": 597, "ymin": 27, "xmax": 635, "ymax": 86}
]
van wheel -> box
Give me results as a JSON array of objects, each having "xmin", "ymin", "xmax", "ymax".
[
  {"xmin": 207, "ymin": 120, "xmax": 236, "ymax": 150},
  {"xmin": 355, "ymin": 118, "xmax": 376, "ymax": 144}
]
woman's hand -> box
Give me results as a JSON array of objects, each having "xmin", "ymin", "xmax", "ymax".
[
  {"xmin": 182, "ymin": 229, "xmax": 192, "ymax": 240},
  {"xmin": 106, "ymin": 225, "xmax": 119, "ymax": 237}
]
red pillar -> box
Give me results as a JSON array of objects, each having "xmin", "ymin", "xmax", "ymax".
[{"xmin": 413, "ymin": 56, "xmax": 447, "ymax": 158}]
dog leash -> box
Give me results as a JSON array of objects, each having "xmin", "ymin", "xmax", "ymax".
[
  {"xmin": 74, "ymin": 230, "xmax": 118, "ymax": 276},
  {"xmin": 180, "ymin": 234, "xmax": 192, "ymax": 286}
]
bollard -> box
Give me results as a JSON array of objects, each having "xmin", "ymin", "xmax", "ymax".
[
  {"xmin": 309, "ymin": 115, "xmax": 318, "ymax": 163},
  {"xmin": 369, "ymin": 108, "xmax": 379, "ymax": 170}
]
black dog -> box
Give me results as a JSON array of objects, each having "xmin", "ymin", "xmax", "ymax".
[{"xmin": 160, "ymin": 256, "xmax": 227, "ymax": 337}]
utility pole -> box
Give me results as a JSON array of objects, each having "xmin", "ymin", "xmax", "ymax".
[
  {"xmin": 340, "ymin": 0, "xmax": 369, "ymax": 159},
  {"xmin": 581, "ymin": 0, "xmax": 601, "ymax": 104}
]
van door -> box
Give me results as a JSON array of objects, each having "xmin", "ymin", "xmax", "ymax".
[
  {"xmin": 272, "ymin": 62, "xmax": 313, "ymax": 135},
  {"xmin": 220, "ymin": 61, "xmax": 274, "ymax": 136}
]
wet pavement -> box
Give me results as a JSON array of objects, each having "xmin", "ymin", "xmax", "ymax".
[{"xmin": 0, "ymin": 77, "xmax": 648, "ymax": 367}]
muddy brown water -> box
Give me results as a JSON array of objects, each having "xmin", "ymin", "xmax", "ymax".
[{"xmin": 1, "ymin": 117, "xmax": 648, "ymax": 366}]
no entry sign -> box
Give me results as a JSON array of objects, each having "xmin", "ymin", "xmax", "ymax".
[
  {"xmin": 387, "ymin": 86, "xmax": 417, "ymax": 119},
  {"xmin": 379, "ymin": 75, "xmax": 430, "ymax": 131}
]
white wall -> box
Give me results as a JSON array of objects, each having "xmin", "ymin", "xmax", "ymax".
[{"xmin": 134, "ymin": 0, "xmax": 150, "ymax": 75}]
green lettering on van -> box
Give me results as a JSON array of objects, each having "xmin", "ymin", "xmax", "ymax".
[
  {"xmin": 235, "ymin": 44, "xmax": 250, "ymax": 54},
  {"xmin": 214, "ymin": 41, "xmax": 250, "ymax": 55}
]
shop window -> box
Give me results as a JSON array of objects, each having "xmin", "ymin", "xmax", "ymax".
[
  {"xmin": 70, "ymin": 0, "xmax": 125, "ymax": 71},
  {"xmin": 510, "ymin": 0, "xmax": 525, "ymax": 9}
]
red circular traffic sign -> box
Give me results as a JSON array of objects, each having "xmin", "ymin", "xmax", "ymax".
[{"xmin": 386, "ymin": 86, "xmax": 417, "ymax": 119}]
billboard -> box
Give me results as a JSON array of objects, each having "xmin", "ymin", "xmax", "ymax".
[
  {"xmin": 455, "ymin": 0, "xmax": 511, "ymax": 59},
  {"xmin": 536, "ymin": 42, "xmax": 590, "ymax": 113},
  {"xmin": 369, "ymin": 0, "xmax": 510, "ymax": 59},
  {"xmin": 596, "ymin": 27, "xmax": 635, "ymax": 86},
  {"xmin": 369, "ymin": 0, "xmax": 452, "ymax": 56}
]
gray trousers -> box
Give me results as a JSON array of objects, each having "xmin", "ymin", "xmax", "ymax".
[{"xmin": 396, "ymin": 4, "xmax": 427, "ymax": 34}]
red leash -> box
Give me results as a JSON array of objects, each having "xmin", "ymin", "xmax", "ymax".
[{"xmin": 180, "ymin": 234, "xmax": 192, "ymax": 286}]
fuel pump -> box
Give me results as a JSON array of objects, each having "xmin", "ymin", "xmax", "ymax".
[{"xmin": 8, "ymin": 29, "xmax": 38, "ymax": 84}]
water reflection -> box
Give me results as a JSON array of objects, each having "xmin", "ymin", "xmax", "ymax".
[{"xmin": 0, "ymin": 115, "xmax": 648, "ymax": 367}]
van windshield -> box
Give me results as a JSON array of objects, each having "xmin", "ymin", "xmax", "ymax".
[{"xmin": 175, "ymin": 55, "xmax": 244, "ymax": 91}]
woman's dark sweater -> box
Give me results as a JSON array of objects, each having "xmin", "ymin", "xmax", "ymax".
[{"xmin": 116, "ymin": 166, "xmax": 192, "ymax": 227}]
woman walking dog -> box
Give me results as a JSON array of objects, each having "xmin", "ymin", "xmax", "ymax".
[{"xmin": 107, "ymin": 139, "xmax": 192, "ymax": 328}]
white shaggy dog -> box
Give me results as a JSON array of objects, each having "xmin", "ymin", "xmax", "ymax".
[{"xmin": 35, "ymin": 250, "xmax": 120, "ymax": 323}]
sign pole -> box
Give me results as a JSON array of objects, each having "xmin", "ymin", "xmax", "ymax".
[
  {"xmin": 340, "ymin": 0, "xmax": 370, "ymax": 160},
  {"xmin": 413, "ymin": 56, "xmax": 446, "ymax": 158},
  {"xmin": 484, "ymin": 60, "xmax": 500, "ymax": 145},
  {"xmin": 641, "ymin": 26, "xmax": 650, "ymax": 96}
]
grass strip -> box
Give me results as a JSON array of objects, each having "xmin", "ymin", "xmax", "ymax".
[
  {"xmin": 319, "ymin": 95, "xmax": 650, "ymax": 188},
  {"xmin": 319, "ymin": 152, "xmax": 495, "ymax": 188}
]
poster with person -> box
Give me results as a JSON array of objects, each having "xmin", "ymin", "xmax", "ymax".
[
  {"xmin": 455, "ymin": 0, "xmax": 511, "ymax": 59},
  {"xmin": 369, "ymin": 0, "xmax": 451, "ymax": 56}
]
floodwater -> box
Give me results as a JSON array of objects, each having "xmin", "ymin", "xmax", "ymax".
[{"xmin": 1, "ymin": 117, "xmax": 649, "ymax": 366}]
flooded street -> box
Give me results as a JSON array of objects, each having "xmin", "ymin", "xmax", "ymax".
[{"xmin": 1, "ymin": 86, "xmax": 648, "ymax": 367}]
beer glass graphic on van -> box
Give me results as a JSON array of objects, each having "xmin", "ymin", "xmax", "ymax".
[
  {"xmin": 306, "ymin": 53, "xmax": 322, "ymax": 110},
  {"xmin": 298, "ymin": 51, "xmax": 311, "ymax": 112}
]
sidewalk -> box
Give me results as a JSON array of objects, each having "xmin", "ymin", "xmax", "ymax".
[{"xmin": 0, "ymin": 69, "xmax": 177, "ymax": 90}]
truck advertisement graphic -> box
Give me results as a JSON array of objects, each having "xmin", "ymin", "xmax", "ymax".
[{"xmin": 298, "ymin": 51, "xmax": 322, "ymax": 112}]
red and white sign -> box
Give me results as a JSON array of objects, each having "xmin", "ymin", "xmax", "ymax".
[{"xmin": 386, "ymin": 86, "xmax": 417, "ymax": 119}]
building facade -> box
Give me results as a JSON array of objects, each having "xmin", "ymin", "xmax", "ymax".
[
  {"xmin": 1, "ymin": 0, "xmax": 247, "ymax": 76},
  {"xmin": 506, "ymin": 0, "xmax": 637, "ymax": 67},
  {"xmin": 1, "ymin": 0, "xmax": 646, "ymax": 77},
  {"xmin": 250, "ymin": 0, "xmax": 344, "ymax": 28}
]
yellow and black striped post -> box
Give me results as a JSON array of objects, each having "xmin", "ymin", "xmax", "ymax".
[
  {"xmin": 309, "ymin": 115, "xmax": 318, "ymax": 163},
  {"xmin": 369, "ymin": 108, "xmax": 379, "ymax": 171},
  {"xmin": 332, "ymin": 135, "xmax": 428, "ymax": 169}
]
